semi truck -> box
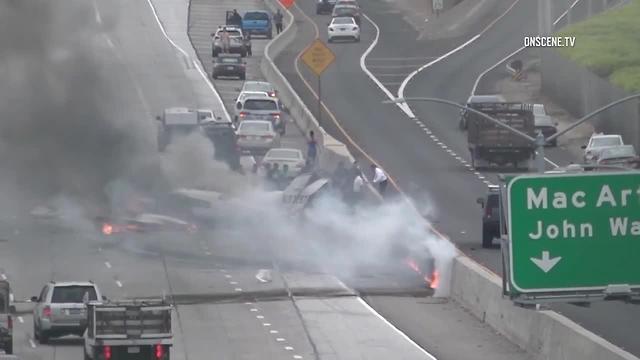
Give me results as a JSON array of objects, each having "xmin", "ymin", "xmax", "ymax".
[
  {"xmin": 83, "ymin": 299, "xmax": 172, "ymax": 360},
  {"xmin": 466, "ymin": 102, "xmax": 536, "ymax": 170},
  {"xmin": 0, "ymin": 281, "xmax": 12, "ymax": 355}
]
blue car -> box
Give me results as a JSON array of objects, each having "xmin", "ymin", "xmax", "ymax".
[{"xmin": 242, "ymin": 11, "xmax": 272, "ymax": 39}]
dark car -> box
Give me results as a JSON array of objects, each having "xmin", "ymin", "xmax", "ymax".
[
  {"xmin": 332, "ymin": 5, "xmax": 361, "ymax": 25},
  {"xmin": 201, "ymin": 120, "xmax": 241, "ymax": 171},
  {"xmin": 477, "ymin": 185, "xmax": 502, "ymax": 248},
  {"xmin": 316, "ymin": 0, "xmax": 338, "ymax": 14},
  {"xmin": 212, "ymin": 54, "xmax": 246, "ymax": 80}
]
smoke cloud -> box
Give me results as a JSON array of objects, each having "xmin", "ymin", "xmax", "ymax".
[{"xmin": 0, "ymin": 0, "xmax": 158, "ymax": 214}]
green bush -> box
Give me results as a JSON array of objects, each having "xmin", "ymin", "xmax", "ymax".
[{"xmin": 557, "ymin": 0, "xmax": 640, "ymax": 91}]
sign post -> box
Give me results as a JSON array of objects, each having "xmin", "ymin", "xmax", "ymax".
[
  {"xmin": 301, "ymin": 39, "xmax": 336, "ymax": 126},
  {"xmin": 432, "ymin": 0, "xmax": 443, "ymax": 17},
  {"xmin": 507, "ymin": 172, "xmax": 640, "ymax": 301}
]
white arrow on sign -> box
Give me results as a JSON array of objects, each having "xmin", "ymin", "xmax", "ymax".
[{"xmin": 530, "ymin": 251, "xmax": 562, "ymax": 273}]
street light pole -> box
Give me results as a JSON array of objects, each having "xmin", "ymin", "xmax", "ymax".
[{"xmin": 387, "ymin": 93, "xmax": 640, "ymax": 173}]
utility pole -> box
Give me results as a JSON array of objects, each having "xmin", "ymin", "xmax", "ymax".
[{"xmin": 538, "ymin": 0, "xmax": 553, "ymax": 35}]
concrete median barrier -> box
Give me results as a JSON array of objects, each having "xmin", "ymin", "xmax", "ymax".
[
  {"xmin": 451, "ymin": 255, "xmax": 639, "ymax": 360},
  {"xmin": 260, "ymin": 0, "xmax": 354, "ymax": 174}
]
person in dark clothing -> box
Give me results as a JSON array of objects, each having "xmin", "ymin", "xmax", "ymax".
[
  {"xmin": 274, "ymin": 10, "xmax": 284, "ymax": 34},
  {"xmin": 231, "ymin": 9, "xmax": 242, "ymax": 26},
  {"xmin": 306, "ymin": 130, "xmax": 318, "ymax": 168},
  {"xmin": 331, "ymin": 161, "xmax": 350, "ymax": 198}
]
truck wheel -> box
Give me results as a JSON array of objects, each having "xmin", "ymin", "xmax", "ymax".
[
  {"xmin": 4, "ymin": 341, "xmax": 13, "ymax": 354},
  {"xmin": 39, "ymin": 331, "xmax": 49, "ymax": 344},
  {"xmin": 482, "ymin": 228, "xmax": 493, "ymax": 248}
]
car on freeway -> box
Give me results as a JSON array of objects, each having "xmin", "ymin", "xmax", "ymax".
[
  {"xmin": 234, "ymin": 91, "xmax": 271, "ymax": 121},
  {"xmin": 211, "ymin": 26, "xmax": 250, "ymax": 57},
  {"xmin": 156, "ymin": 107, "xmax": 209, "ymax": 151},
  {"xmin": 581, "ymin": 132, "xmax": 624, "ymax": 163},
  {"xmin": 242, "ymin": 11, "xmax": 272, "ymax": 38},
  {"xmin": 97, "ymin": 212, "xmax": 198, "ymax": 235},
  {"xmin": 0, "ymin": 281, "xmax": 13, "ymax": 355},
  {"xmin": 596, "ymin": 144, "xmax": 639, "ymax": 168},
  {"xmin": 236, "ymin": 120, "xmax": 281, "ymax": 154},
  {"xmin": 262, "ymin": 148, "xmax": 306, "ymax": 177},
  {"xmin": 236, "ymin": 95, "xmax": 286, "ymax": 134},
  {"xmin": 458, "ymin": 94, "xmax": 506, "ymax": 130},
  {"xmin": 532, "ymin": 103, "xmax": 558, "ymax": 146},
  {"xmin": 335, "ymin": 0, "xmax": 360, "ymax": 8},
  {"xmin": 201, "ymin": 120, "xmax": 242, "ymax": 170},
  {"xmin": 476, "ymin": 185, "xmax": 502, "ymax": 248},
  {"xmin": 32, "ymin": 281, "xmax": 105, "ymax": 344},
  {"xmin": 316, "ymin": 0, "xmax": 338, "ymax": 14},
  {"xmin": 332, "ymin": 4, "xmax": 361, "ymax": 25},
  {"xmin": 327, "ymin": 17, "xmax": 360, "ymax": 43},
  {"xmin": 212, "ymin": 54, "xmax": 246, "ymax": 80},
  {"xmin": 239, "ymin": 80, "xmax": 278, "ymax": 98}
]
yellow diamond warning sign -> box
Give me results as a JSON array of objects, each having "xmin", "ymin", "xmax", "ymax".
[{"xmin": 301, "ymin": 39, "xmax": 336, "ymax": 77}]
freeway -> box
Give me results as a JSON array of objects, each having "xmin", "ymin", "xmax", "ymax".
[{"xmin": 275, "ymin": 0, "xmax": 640, "ymax": 357}]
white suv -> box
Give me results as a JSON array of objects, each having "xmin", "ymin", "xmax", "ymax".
[
  {"xmin": 582, "ymin": 133, "xmax": 624, "ymax": 163},
  {"xmin": 31, "ymin": 281, "xmax": 104, "ymax": 344}
]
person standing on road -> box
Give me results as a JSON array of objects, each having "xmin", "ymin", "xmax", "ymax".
[
  {"xmin": 231, "ymin": 9, "xmax": 242, "ymax": 27},
  {"xmin": 306, "ymin": 130, "xmax": 318, "ymax": 168},
  {"xmin": 274, "ymin": 10, "xmax": 284, "ymax": 34},
  {"xmin": 370, "ymin": 164, "xmax": 388, "ymax": 196},
  {"xmin": 352, "ymin": 170, "xmax": 365, "ymax": 207},
  {"xmin": 220, "ymin": 27, "xmax": 231, "ymax": 53}
]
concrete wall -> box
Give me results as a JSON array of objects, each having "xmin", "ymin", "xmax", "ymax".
[
  {"xmin": 260, "ymin": 0, "xmax": 355, "ymax": 174},
  {"xmin": 541, "ymin": 49, "xmax": 640, "ymax": 148},
  {"xmin": 451, "ymin": 255, "xmax": 639, "ymax": 360}
]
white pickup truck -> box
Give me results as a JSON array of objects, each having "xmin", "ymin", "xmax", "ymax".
[{"xmin": 0, "ymin": 281, "xmax": 13, "ymax": 355}]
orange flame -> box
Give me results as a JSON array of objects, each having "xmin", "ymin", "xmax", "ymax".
[
  {"xmin": 102, "ymin": 223, "xmax": 114, "ymax": 235},
  {"xmin": 427, "ymin": 271, "xmax": 440, "ymax": 289}
]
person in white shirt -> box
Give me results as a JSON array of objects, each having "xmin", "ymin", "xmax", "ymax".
[
  {"xmin": 352, "ymin": 171, "xmax": 365, "ymax": 205},
  {"xmin": 370, "ymin": 164, "xmax": 388, "ymax": 196}
]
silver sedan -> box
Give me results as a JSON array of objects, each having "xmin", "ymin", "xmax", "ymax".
[
  {"xmin": 262, "ymin": 148, "xmax": 306, "ymax": 177},
  {"xmin": 236, "ymin": 120, "xmax": 281, "ymax": 154}
]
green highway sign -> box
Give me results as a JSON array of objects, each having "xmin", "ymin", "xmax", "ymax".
[{"xmin": 508, "ymin": 172, "xmax": 640, "ymax": 293}]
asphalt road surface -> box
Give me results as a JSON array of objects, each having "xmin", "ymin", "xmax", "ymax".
[{"xmin": 277, "ymin": 0, "xmax": 640, "ymax": 356}]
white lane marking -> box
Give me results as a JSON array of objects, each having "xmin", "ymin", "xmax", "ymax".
[
  {"xmin": 92, "ymin": 0, "xmax": 102, "ymax": 25},
  {"xmin": 293, "ymin": 356, "xmax": 303, "ymax": 359},
  {"xmin": 276, "ymin": 338, "xmax": 286, "ymax": 342},
  {"xmin": 263, "ymin": 323, "xmax": 271, "ymax": 327},
  {"xmin": 478, "ymin": 176, "xmax": 486, "ymax": 180},
  {"xmin": 368, "ymin": 64, "xmax": 420, "ymax": 69},
  {"xmin": 250, "ymin": 308, "xmax": 259, "ymax": 312},
  {"xmin": 205, "ymin": 251, "xmax": 212, "ymax": 256},
  {"xmin": 225, "ymin": 274, "xmax": 232, "ymax": 279},
  {"xmin": 0, "ymin": 273, "xmax": 6, "ymax": 280},
  {"xmin": 357, "ymin": 298, "xmax": 437, "ymax": 359},
  {"xmin": 220, "ymin": 269, "xmax": 227, "ymax": 273},
  {"xmin": 368, "ymin": 56, "xmax": 440, "ymax": 61},
  {"xmin": 229, "ymin": 281, "xmax": 238, "ymax": 285},
  {"xmin": 256, "ymin": 315, "xmax": 264, "ymax": 319},
  {"xmin": 284, "ymin": 346, "xmax": 294, "ymax": 351},
  {"xmin": 104, "ymin": 261, "xmax": 112, "ymax": 269},
  {"xmin": 115, "ymin": 280, "xmax": 123, "ymax": 288},
  {"xmin": 396, "ymin": 0, "xmax": 523, "ymax": 102},
  {"xmin": 29, "ymin": 338, "xmax": 36, "ymax": 348},
  {"xmin": 18, "ymin": 316, "xmax": 24, "ymax": 323},
  {"xmin": 234, "ymin": 288, "xmax": 243, "ymax": 292},
  {"xmin": 245, "ymin": 302, "xmax": 253, "ymax": 305},
  {"xmin": 143, "ymin": 0, "xmax": 232, "ymax": 122},
  {"xmin": 270, "ymin": 329, "xmax": 279, "ymax": 334},
  {"xmin": 102, "ymin": 34, "xmax": 115, "ymax": 49},
  {"xmin": 553, "ymin": 0, "xmax": 583, "ymax": 26}
]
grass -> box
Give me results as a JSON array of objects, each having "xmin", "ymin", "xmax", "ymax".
[{"xmin": 556, "ymin": 0, "xmax": 640, "ymax": 92}]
